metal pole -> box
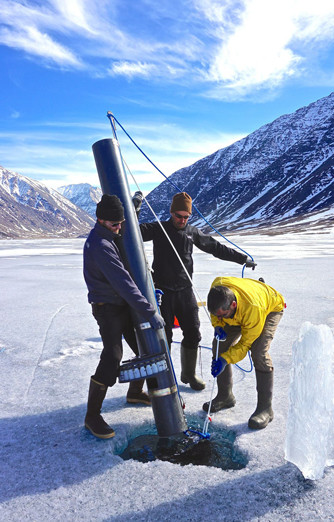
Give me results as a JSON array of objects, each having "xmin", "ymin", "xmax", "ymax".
[{"xmin": 92, "ymin": 137, "xmax": 187, "ymax": 437}]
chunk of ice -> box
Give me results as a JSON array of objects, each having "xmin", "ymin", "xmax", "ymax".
[{"xmin": 285, "ymin": 322, "xmax": 334, "ymax": 480}]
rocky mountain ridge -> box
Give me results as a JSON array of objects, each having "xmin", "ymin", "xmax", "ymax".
[
  {"xmin": 57, "ymin": 183, "xmax": 102, "ymax": 217},
  {"xmin": 0, "ymin": 167, "xmax": 94, "ymax": 239},
  {"xmin": 2, "ymin": 92, "xmax": 334, "ymax": 239},
  {"xmin": 138, "ymin": 92, "xmax": 334, "ymax": 232}
]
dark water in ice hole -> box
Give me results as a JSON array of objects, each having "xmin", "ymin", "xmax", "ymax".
[{"xmin": 117, "ymin": 417, "xmax": 248, "ymax": 470}]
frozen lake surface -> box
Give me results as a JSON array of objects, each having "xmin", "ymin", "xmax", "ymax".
[{"xmin": 0, "ymin": 230, "xmax": 333, "ymax": 521}]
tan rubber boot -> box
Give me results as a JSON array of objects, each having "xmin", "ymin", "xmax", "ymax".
[
  {"xmin": 202, "ymin": 363, "xmax": 236, "ymax": 412},
  {"xmin": 248, "ymin": 369, "xmax": 274, "ymax": 429},
  {"xmin": 180, "ymin": 344, "xmax": 206, "ymax": 391},
  {"xmin": 126, "ymin": 378, "xmax": 150, "ymax": 405}
]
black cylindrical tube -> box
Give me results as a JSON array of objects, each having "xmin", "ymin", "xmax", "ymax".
[{"xmin": 92, "ymin": 137, "xmax": 187, "ymax": 437}]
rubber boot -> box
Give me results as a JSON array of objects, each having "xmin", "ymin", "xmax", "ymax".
[
  {"xmin": 202, "ymin": 363, "xmax": 236, "ymax": 412},
  {"xmin": 248, "ymin": 369, "xmax": 274, "ymax": 429},
  {"xmin": 126, "ymin": 378, "xmax": 150, "ymax": 405},
  {"xmin": 180, "ymin": 344, "xmax": 206, "ymax": 391},
  {"xmin": 84, "ymin": 377, "xmax": 115, "ymax": 439}
]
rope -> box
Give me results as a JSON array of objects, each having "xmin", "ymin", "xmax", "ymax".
[
  {"xmin": 107, "ymin": 111, "xmax": 254, "ymax": 263},
  {"xmin": 123, "ymin": 157, "xmax": 209, "ymax": 379},
  {"xmin": 106, "ymin": 112, "xmax": 256, "ymax": 436},
  {"xmin": 122, "ymin": 155, "xmax": 201, "ymax": 399},
  {"xmin": 172, "ymin": 340, "xmax": 253, "ymax": 373},
  {"xmin": 117, "ymin": 117, "xmax": 255, "ymax": 371},
  {"xmin": 124, "ymin": 158, "xmax": 212, "ymax": 324}
]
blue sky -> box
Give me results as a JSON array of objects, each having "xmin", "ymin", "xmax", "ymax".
[{"xmin": 1, "ymin": 0, "xmax": 334, "ymax": 194}]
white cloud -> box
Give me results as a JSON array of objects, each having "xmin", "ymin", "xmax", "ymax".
[
  {"xmin": 51, "ymin": 0, "xmax": 98, "ymax": 34},
  {"xmin": 201, "ymin": 0, "xmax": 334, "ymax": 98},
  {"xmin": 0, "ymin": 25, "xmax": 82, "ymax": 67},
  {"xmin": 293, "ymin": 0, "xmax": 334, "ymax": 40},
  {"xmin": 10, "ymin": 110, "xmax": 20, "ymax": 119},
  {"xmin": 1, "ymin": 1, "xmax": 334, "ymax": 96},
  {"xmin": 193, "ymin": 0, "xmax": 243, "ymax": 25},
  {"xmin": 0, "ymin": 0, "xmax": 96, "ymax": 66},
  {"xmin": 109, "ymin": 61, "xmax": 157, "ymax": 78}
]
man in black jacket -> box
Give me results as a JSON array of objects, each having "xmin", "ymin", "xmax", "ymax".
[
  {"xmin": 83, "ymin": 194, "xmax": 165, "ymax": 439},
  {"xmin": 140, "ymin": 192, "xmax": 256, "ymax": 391}
]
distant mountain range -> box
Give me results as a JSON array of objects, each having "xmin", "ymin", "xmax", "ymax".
[
  {"xmin": 1, "ymin": 92, "xmax": 334, "ymax": 239},
  {"xmin": 138, "ymin": 92, "xmax": 334, "ymax": 232},
  {"xmin": 57, "ymin": 183, "xmax": 102, "ymax": 217},
  {"xmin": 0, "ymin": 167, "xmax": 94, "ymax": 239}
]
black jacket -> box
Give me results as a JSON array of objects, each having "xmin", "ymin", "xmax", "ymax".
[
  {"xmin": 140, "ymin": 219, "xmax": 247, "ymax": 291},
  {"xmin": 83, "ymin": 222, "xmax": 155, "ymax": 319}
]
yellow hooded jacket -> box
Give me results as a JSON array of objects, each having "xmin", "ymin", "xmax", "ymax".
[{"xmin": 210, "ymin": 277, "xmax": 285, "ymax": 365}]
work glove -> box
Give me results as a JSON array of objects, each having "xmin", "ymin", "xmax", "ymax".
[
  {"xmin": 214, "ymin": 326, "xmax": 227, "ymax": 341},
  {"xmin": 211, "ymin": 356, "xmax": 227, "ymax": 378},
  {"xmin": 155, "ymin": 288, "xmax": 164, "ymax": 307},
  {"xmin": 245, "ymin": 256, "xmax": 257, "ymax": 270},
  {"xmin": 132, "ymin": 191, "xmax": 143, "ymax": 212},
  {"xmin": 149, "ymin": 312, "xmax": 165, "ymax": 330}
]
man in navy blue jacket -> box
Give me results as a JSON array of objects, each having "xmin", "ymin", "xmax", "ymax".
[{"xmin": 83, "ymin": 194, "xmax": 165, "ymax": 439}]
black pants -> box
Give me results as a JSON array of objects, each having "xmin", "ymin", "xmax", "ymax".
[
  {"xmin": 159, "ymin": 287, "xmax": 201, "ymax": 350},
  {"xmin": 91, "ymin": 303, "xmax": 139, "ymax": 386}
]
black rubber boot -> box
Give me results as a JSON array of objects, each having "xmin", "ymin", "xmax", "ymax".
[
  {"xmin": 84, "ymin": 377, "xmax": 115, "ymax": 439},
  {"xmin": 248, "ymin": 369, "xmax": 274, "ymax": 430},
  {"xmin": 202, "ymin": 364, "xmax": 236, "ymax": 412},
  {"xmin": 126, "ymin": 378, "xmax": 150, "ymax": 405},
  {"xmin": 180, "ymin": 344, "xmax": 206, "ymax": 391}
]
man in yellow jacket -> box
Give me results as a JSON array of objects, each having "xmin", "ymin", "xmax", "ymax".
[{"xmin": 203, "ymin": 276, "xmax": 285, "ymax": 429}]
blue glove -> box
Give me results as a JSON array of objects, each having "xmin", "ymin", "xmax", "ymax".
[
  {"xmin": 211, "ymin": 356, "xmax": 227, "ymax": 378},
  {"xmin": 155, "ymin": 289, "xmax": 164, "ymax": 307},
  {"xmin": 214, "ymin": 327, "xmax": 227, "ymax": 341},
  {"xmin": 149, "ymin": 312, "xmax": 165, "ymax": 330}
]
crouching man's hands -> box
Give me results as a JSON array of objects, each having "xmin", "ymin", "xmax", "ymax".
[
  {"xmin": 214, "ymin": 326, "xmax": 227, "ymax": 341},
  {"xmin": 211, "ymin": 356, "xmax": 227, "ymax": 378}
]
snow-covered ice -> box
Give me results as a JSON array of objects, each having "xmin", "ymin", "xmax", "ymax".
[
  {"xmin": 0, "ymin": 230, "xmax": 334, "ymax": 521},
  {"xmin": 285, "ymin": 322, "xmax": 334, "ymax": 480}
]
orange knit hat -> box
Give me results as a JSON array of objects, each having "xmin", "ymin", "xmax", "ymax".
[{"xmin": 170, "ymin": 192, "xmax": 192, "ymax": 214}]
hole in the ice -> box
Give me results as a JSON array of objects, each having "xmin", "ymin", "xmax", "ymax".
[{"xmin": 116, "ymin": 417, "xmax": 248, "ymax": 470}]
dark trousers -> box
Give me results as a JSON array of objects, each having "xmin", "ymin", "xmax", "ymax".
[
  {"xmin": 91, "ymin": 303, "xmax": 139, "ymax": 386},
  {"xmin": 159, "ymin": 287, "xmax": 201, "ymax": 350}
]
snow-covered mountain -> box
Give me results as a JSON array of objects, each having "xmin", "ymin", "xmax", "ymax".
[
  {"xmin": 57, "ymin": 183, "xmax": 102, "ymax": 217},
  {"xmin": 3, "ymin": 92, "xmax": 334, "ymax": 239},
  {"xmin": 0, "ymin": 167, "xmax": 95, "ymax": 239},
  {"xmin": 139, "ymin": 92, "xmax": 334, "ymax": 232}
]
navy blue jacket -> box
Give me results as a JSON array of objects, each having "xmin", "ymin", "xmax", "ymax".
[
  {"xmin": 140, "ymin": 219, "xmax": 247, "ymax": 291},
  {"xmin": 83, "ymin": 222, "xmax": 155, "ymax": 320}
]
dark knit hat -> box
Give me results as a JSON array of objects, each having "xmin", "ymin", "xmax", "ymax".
[
  {"xmin": 96, "ymin": 194, "xmax": 125, "ymax": 221},
  {"xmin": 170, "ymin": 192, "xmax": 192, "ymax": 214}
]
